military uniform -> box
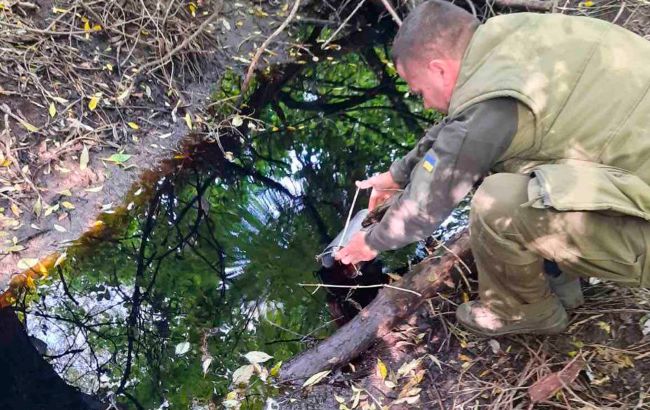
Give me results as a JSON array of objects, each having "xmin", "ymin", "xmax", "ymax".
[{"xmin": 365, "ymin": 13, "xmax": 650, "ymax": 328}]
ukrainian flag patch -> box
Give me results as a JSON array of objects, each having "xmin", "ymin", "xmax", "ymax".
[{"xmin": 422, "ymin": 153, "xmax": 437, "ymax": 172}]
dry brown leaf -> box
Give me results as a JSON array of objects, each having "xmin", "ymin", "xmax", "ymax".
[{"xmin": 528, "ymin": 359, "xmax": 585, "ymax": 403}]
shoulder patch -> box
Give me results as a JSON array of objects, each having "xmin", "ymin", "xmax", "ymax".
[{"xmin": 422, "ymin": 153, "xmax": 437, "ymax": 172}]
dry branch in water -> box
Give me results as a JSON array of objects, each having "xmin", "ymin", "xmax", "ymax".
[
  {"xmin": 279, "ymin": 229, "xmax": 472, "ymax": 382},
  {"xmin": 240, "ymin": 0, "xmax": 301, "ymax": 100}
]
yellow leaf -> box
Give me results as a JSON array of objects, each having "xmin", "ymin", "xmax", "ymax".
[
  {"xmin": 61, "ymin": 201, "xmax": 75, "ymax": 210},
  {"xmin": 184, "ymin": 113, "xmax": 193, "ymax": 129},
  {"xmin": 10, "ymin": 203, "xmax": 21, "ymax": 217},
  {"xmin": 302, "ymin": 370, "xmax": 330, "ymax": 388},
  {"xmin": 597, "ymin": 321, "xmax": 611, "ymax": 334},
  {"xmin": 583, "ymin": 0, "xmax": 594, "ymax": 6},
  {"xmin": 25, "ymin": 275, "xmax": 35, "ymax": 290},
  {"xmin": 458, "ymin": 354, "xmax": 472, "ymax": 362},
  {"xmin": 189, "ymin": 2, "xmax": 197, "ymax": 17},
  {"xmin": 270, "ymin": 361, "xmax": 282, "ymax": 377},
  {"xmin": 105, "ymin": 63, "xmax": 113, "ymax": 72},
  {"xmin": 88, "ymin": 94, "xmax": 100, "ymax": 111},
  {"xmin": 127, "ymin": 122, "xmax": 140, "ymax": 130},
  {"xmin": 49, "ymin": 102, "xmax": 57, "ymax": 118},
  {"xmin": 83, "ymin": 20, "xmax": 91, "ymax": 32},
  {"xmin": 92, "ymin": 24, "xmax": 102, "ymax": 31},
  {"xmin": 20, "ymin": 120, "xmax": 39, "ymax": 132},
  {"xmin": 376, "ymin": 359, "xmax": 388, "ymax": 381}
]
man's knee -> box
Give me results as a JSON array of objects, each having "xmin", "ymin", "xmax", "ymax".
[{"xmin": 470, "ymin": 173, "xmax": 530, "ymax": 231}]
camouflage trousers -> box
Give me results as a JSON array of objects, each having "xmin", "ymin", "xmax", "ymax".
[{"xmin": 470, "ymin": 173, "xmax": 650, "ymax": 319}]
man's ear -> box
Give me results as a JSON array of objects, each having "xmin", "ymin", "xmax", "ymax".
[{"xmin": 427, "ymin": 59, "xmax": 444, "ymax": 75}]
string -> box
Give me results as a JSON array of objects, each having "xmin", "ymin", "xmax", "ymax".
[{"xmin": 336, "ymin": 186, "xmax": 361, "ymax": 252}]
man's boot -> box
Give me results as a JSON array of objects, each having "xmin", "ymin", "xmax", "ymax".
[
  {"xmin": 544, "ymin": 260, "xmax": 584, "ymax": 309},
  {"xmin": 455, "ymin": 296, "xmax": 568, "ymax": 337}
]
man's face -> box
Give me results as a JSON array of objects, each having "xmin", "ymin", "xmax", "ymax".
[{"xmin": 396, "ymin": 57, "xmax": 452, "ymax": 113}]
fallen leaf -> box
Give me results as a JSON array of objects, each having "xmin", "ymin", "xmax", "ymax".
[
  {"xmin": 17, "ymin": 258, "xmax": 39, "ymax": 270},
  {"xmin": 19, "ymin": 120, "xmax": 39, "ymax": 133},
  {"xmin": 10, "ymin": 203, "xmax": 21, "ymax": 217},
  {"xmin": 397, "ymin": 358, "xmax": 421, "ymax": 377},
  {"xmin": 202, "ymin": 357, "xmax": 213, "ymax": 376},
  {"xmin": 33, "ymin": 197, "xmax": 42, "ymax": 216},
  {"xmin": 302, "ymin": 370, "xmax": 331, "ymax": 388},
  {"xmin": 232, "ymin": 364, "xmax": 255, "ymax": 386},
  {"xmin": 54, "ymin": 252, "xmax": 67, "ymax": 267},
  {"xmin": 85, "ymin": 185, "xmax": 103, "ymax": 193},
  {"xmin": 49, "ymin": 102, "xmax": 56, "ymax": 118},
  {"xmin": 244, "ymin": 351, "xmax": 273, "ymax": 364},
  {"xmin": 80, "ymin": 145, "xmax": 89, "ymax": 170},
  {"xmin": 127, "ymin": 122, "xmax": 140, "ymax": 130},
  {"xmin": 184, "ymin": 112, "xmax": 193, "ymax": 129},
  {"xmin": 53, "ymin": 224, "xmax": 66, "ymax": 232},
  {"xmin": 61, "ymin": 201, "xmax": 75, "ymax": 210},
  {"xmin": 528, "ymin": 359, "xmax": 585, "ymax": 403},
  {"xmin": 376, "ymin": 359, "xmax": 388, "ymax": 380},
  {"xmin": 174, "ymin": 341, "xmax": 191, "ymax": 355},
  {"xmin": 232, "ymin": 115, "xmax": 243, "ymax": 127},
  {"xmin": 88, "ymin": 94, "xmax": 100, "ymax": 111},
  {"xmin": 104, "ymin": 153, "xmax": 132, "ymax": 164},
  {"xmin": 270, "ymin": 361, "xmax": 282, "ymax": 377}
]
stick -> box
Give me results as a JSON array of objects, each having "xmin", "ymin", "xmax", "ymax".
[
  {"xmin": 239, "ymin": 0, "xmax": 301, "ymax": 100},
  {"xmin": 299, "ymin": 282, "xmax": 423, "ymax": 297},
  {"xmin": 379, "ymin": 0, "xmax": 402, "ymax": 26},
  {"xmin": 321, "ymin": 0, "xmax": 367, "ymax": 50},
  {"xmin": 493, "ymin": 0, "xmax": 553, "ymax": 11}
]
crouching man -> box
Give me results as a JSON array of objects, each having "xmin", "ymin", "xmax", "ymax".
[{"xmin": 335, "ymin": 0, "xmax": 650, "ymax": 336}]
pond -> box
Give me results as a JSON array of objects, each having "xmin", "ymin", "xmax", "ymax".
[{"xmin": 13, "ymin": 48, "xmax": 447, "ymax": 409}]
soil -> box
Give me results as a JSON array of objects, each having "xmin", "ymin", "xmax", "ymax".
[{"xmin": 0, "ymin": 0, "xmax": 309, "ymax": 290}]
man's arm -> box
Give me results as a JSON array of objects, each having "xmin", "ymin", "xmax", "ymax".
[
  {"xmin": 389, "ymin": 120, "xmax": 447, "ymax": 187},
  {"xmin": 365, "ymin": 98, "xmax": 520, "ymax": 252}
]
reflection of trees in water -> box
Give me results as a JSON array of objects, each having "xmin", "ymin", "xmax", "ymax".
[{"xmin": 14, "ymin": 28, "xmax": 440, "ymax": 408}]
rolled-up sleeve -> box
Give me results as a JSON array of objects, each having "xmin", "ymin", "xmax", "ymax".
[{"xmin": 366, "ymin": 98, "xmax": 520, "ymax": 252}]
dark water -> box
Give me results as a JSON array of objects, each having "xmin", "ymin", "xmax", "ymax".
[{"xmin": 15, "ymin": 50, "xmax": 444, "ymax": 409}]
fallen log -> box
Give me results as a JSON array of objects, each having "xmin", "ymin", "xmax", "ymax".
[{"xmin": 279, "ymin": 229, "xmax": 473, "ymax": 382}]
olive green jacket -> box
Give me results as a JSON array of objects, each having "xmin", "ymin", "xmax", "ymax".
[{"xmin": 449, "ymin": 12, "xmax": 650, "ymax": 221}]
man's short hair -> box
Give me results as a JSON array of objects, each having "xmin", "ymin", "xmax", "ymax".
[{"xmin": 392, "ymin": 0, "xmax": 480, "ymax": 63}]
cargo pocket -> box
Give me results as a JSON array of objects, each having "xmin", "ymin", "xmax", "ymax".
[
  {"xmin": 526, "ymin": 163, "xmax": 650, "ymax": 220},
  {"xmin": 523, "ymin": 163, "xmax": 649, "ymax": 285}
]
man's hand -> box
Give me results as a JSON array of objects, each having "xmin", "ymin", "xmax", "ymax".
[
  {"xmin": 334, "ymin": 231, "xmax": 378, "ymax": 265},
  {"xmin": 356, "ymin": 171, "xmax": 401, "ymax": 211}
]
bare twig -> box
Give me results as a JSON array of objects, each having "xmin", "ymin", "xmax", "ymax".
[
  {"xmin": 298, "ymin": 282, "xmax": 423, "ymax": 296},
  {"xmin": 240, "ymin": 0, "xmax": 301, "ymax": 100},
  {"xmin": 379, "ymin": 0, "xmax": 403, "ymax": 26}
]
